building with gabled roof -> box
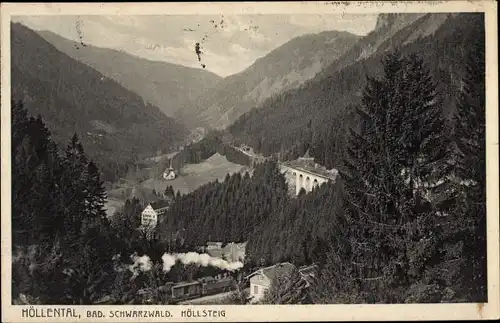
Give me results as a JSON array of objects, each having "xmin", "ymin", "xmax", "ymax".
[
  {"xmin": 246, "ymin": 262, "xmax": 296, "ymax": 303},
  {"xmin": 245, "ymin": 262, "xmax": 319, "ymax": 303},
  {"xmin": 163, "ymin": 159, "xmax": 177, "ymax": 180},
  {"xmin": 206, "ymin": 241, "xmax": 223, "ymax": 250},
  {"xmin": 140, "ymin": 199, "xmax": 172, "ymax": 234},
  {"xmin": 222, "ymin": 242, "xmax": 247, "ymax": 262}
]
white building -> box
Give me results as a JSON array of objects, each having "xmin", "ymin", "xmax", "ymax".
[
  {"xmin": 163, "ymin": 159, "xmax": 177, "ymax": 180},
  {"xmin": 206, "ymin": 241, "xmax": 223, "ymax": 250},
  {"xmin": 222, "ymin": 242, "xmax": 247, "ymax": 262},
  {"xmin": 246, "ymin": 262, "xmax": 296, "ymax": 303},
  {"xmin": 140, "ymin": 200, "xmax": 171, "ymax": 229},
  {"xmin": 163, "ymin": 168, "xmax": 176, "ymax": 180},
  {"xmin": 246, "ymin": 262, "xmax": 318, "ymax": 303}
]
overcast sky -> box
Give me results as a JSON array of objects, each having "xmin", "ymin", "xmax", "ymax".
[{"xmin": 14, "ymin": 14, "xmax": 378, "ymax": 77}]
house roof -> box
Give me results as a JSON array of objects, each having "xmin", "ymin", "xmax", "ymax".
[
  {"xmin": 222, "ymin": 242, "xmax": 247, "ymax": 253},
  {"xmin": 172, "ymin": 281, "xmax": 200, "ymax": 288},
  {"xmin": 207, "ymin": 249, "xmax": 224, "ymax": 258},
  {"xmin": 298, "ymin": 264, "xmax": 318, "ymax": 286},
  {"xmin": 298, "ymin": 264, "xmax": 317, "ymax": 274},
  {"xmin": 262, "ymin": 262, "xmax": 296, "ymax": 282},
  {"xmin": 150, "ymin": 199, "xmax": 171, "ymax": 210},
  {"xmin": 246, "ymin": 262, "xmax": 319, "ymax": 282},
  {"xmin": 246, "ymin": 262, "xmax": 297, "ymax": 281}
]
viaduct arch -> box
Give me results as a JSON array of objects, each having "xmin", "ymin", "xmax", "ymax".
[
  {"xmin": 291, "ymin": 170, "xmax": 328, "ymax": 195},
  {"xmin": 280, "ymin": 163, "xmax": 334, "ymax": 196}
]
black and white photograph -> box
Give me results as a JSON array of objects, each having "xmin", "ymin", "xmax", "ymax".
[{"xmin": 1, "ymin": 1, "xmax": 498, "ymax": 322}]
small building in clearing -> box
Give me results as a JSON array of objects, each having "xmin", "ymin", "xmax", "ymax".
[
  {"xmin": 297, "ymin": 264, "xmax": 319, "ymax": 287},
  {"xmin": 206, "ymin": 241, "xmax": 223, "ymax": 250},
  {"xmin": 163, "ymin": 159, "xmax": 177, "ymax": 180}
]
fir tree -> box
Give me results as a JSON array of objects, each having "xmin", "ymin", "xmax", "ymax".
[
  {"xmin": 324, "ymin": 51, "xmax": 452, "ymax": 303},
  {"xmin": 164, "ymin": 185, "xmax": 175, "ymax": 200},
  {"xmin": 60, "ymin": 134, "xmax": 89, "ymax": 242},
  {"xmin": 226, "ymin": 281, "xmax": 251, "ymax": 304},
  {"xmin": 84, "ymin": 161, "xmax": 107, "ymax": 221},
  {"xmin": 450, "ymin": 32, "xmax": 487, "ymax": 301},
  {"xmin": 11, "ymin": 104, "xmax": 120, "ymax": 304}
]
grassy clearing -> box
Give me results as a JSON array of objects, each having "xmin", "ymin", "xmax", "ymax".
[{"xmin": 104, "ymin": 153, "xmax": 249, "ymax": 215}]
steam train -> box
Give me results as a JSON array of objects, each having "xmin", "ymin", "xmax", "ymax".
[{"xmin": 158, "ymin": 275, "xmax": 236, "ymax": 302}]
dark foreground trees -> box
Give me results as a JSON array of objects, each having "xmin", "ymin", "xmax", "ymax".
[
  {"xmin": 12, "ymin": 101, "xmax": 124, "ymax": 304},
  {"xmin": 450, "ymin": 33, "xmax": 487, "ymax": 302},
  {"xmin": 311, "ymin": 50, "xmax": 487, "ymax": 303},
  {"xmin": 225, "ymin": 281, "xmax": 252, "ymax": 305},
  {"xmin": 11, "ymin": 40, "xmax": 486, "ymax": 304}
]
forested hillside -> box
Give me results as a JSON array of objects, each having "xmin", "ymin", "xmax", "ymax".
[
  {"xmin": 11, "ymin": 102, "xmax": 232, "ymax": 305},
  {"xmin": 229, "ymin": 14, "xmax": 483, "ymax": 172},
  {"xmin": 11, "ymin": 13, "xmax": 486, "ymax": 306},
  {"xmin": 11, "ymin": 23, "xmax": 188, "ymax": 182},
  {"xmin": 157, "ymin": 32, "xmax": 486, "ymax": 303},
  {"xmin": 168, "ymin": 131, "xmax": 252, "ymax": 171},
  {"xmin": 37, "ymin": 30, "xmax": 222, "ymax": 117},
  {"xmin": 180, "ymin": 30, "xmax": 360, "ymax": 129},
  {"xmin": 11, "ymin": 37, "xmax": 486, "ymax": 305}
]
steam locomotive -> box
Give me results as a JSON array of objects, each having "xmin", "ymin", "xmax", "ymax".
[{"xmin": 159, "ymin": 275, "xmax": 236, "ymax": 302}]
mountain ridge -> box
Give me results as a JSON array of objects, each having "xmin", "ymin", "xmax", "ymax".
[
  {"xmin": 36, "ymin": 29, "xmax": 223, "ymax": 118},
  {"xmin": 11, "ymin": 22, "xmax": 188, "ymax": 181},
  {"xmin": 228, "ymin": 13, "xmax": 482, "ymax": 169},
  {"xmin": 178, "ymin": 29, "xmax": 361, "ymax": 129}
]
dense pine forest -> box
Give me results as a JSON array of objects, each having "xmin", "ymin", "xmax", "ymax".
[
  {"xmin": 229, "ymin": 14, "xmax": 484, "ymax": 171},
  {"xmin": 11, "ymin": 103, "xmax": 230, "ymax": 304},
  {"xmin": 160, "ymin": 37, "xmax": 486, "ymax": 303},
  {"xmin": 159, "ymin": 163, "xmax": 337, "ymax": 268},
  {"xmin": 11, "ymin": 14, "xmax": 486, "ymax": 305},
  {"xmin": 169, "ymin": 131, "xmax": 252, "ymax": 171}
]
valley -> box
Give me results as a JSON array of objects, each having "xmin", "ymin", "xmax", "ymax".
[
  {"xmin": 9, "ymin": 10, "xmax": 489, "ymax": 309},
  {"xmin": 10, "ymin": 23, "xmax": 189, "ymax": 182}
]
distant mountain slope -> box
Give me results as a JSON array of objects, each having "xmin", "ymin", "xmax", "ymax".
[
  {"xmin": 229, "ymin": 13, "xmax": 483, "ymax": 169},
  {"xmin": 179, "ymin": 30, "xmax": 361, "ymax": 129},
  {"xmin": 11, "ymin": 23, "xmax": 188, "ymax": 181},
  {"xmin": 37, "ymin": 30, "xmax": 222, "ymax": 117},
  {"xmin": 314, "ymin": 13, "xmax": 450, "ymax": 79}
]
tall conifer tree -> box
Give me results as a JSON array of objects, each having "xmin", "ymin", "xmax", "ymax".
[
  {"xmin": 323, "ymin": 51, "xmax": 452, "ymax": 303},
  {"xmin": 451, "ymin": 31, "xmax": 487, "ymax": 301}
]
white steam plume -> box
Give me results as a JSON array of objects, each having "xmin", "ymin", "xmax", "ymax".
[
  {"xmin": 161, "ymin": 252, "xmax": 243, "ymax": 273},
  {"xmin": 162, "ymin": 253, "xmax": 177, "ymax": 273},
  {"xmin": 128, "ymin": 253, "xmax": 152, "ymax": 278}
]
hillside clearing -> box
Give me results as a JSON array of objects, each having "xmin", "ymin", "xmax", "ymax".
[{"xmin": 104, "ymin": 153, "xmax": 248, "ymax": 215}]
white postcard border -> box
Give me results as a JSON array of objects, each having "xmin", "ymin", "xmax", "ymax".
[{"xmin": 1, "ymin": 1, "xmax": 499, "ymax": 322}]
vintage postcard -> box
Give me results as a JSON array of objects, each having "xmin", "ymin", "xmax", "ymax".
[{"xmin": 1, "ymin": 1, "xmax": 499, "ymax": 322}]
